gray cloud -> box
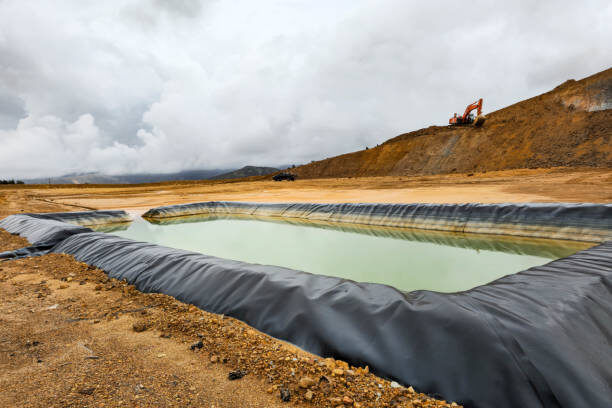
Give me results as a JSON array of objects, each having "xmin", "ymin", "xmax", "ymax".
[
  {"xmin": 152, "ymin": 0, "xmax": 207, "ymax": 17},
  {"xmin": 0, "ymin": 0, "xmax": 610, "ymax": 178},
  {"xmin": 0, "ymin": 88, "xmax": 25, "ymax": 129}
]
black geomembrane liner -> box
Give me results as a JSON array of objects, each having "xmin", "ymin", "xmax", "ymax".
[{"xmin": 1, "ymin": 204, "xmax": 611, "ymax": 407}]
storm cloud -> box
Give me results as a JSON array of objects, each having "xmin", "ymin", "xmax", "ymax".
[{"xmin": 1, "ymin": 0, "xmax": 610, "ymax": 178}]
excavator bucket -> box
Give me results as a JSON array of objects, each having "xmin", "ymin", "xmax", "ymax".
[{"xmin": 473, "ymin": 115, "xmax": 486, "ymax": 127}]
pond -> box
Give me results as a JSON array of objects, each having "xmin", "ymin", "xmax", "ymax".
[{"xmin": 107, "ymin": 215, "xmax": 591, "ymax": 293}]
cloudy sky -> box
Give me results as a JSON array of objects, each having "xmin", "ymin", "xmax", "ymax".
[{"xmin": 0, "ymin": 0, "xmax": 610, "ymax": 178}]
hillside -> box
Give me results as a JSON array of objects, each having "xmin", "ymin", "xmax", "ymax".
[
  {"xmin": 294, "ymin": 68, "xmax": 612, "ymax": 178},
  {"xmin": 209, "ymin": 166, "xmax": 280, "ymax": 180}
]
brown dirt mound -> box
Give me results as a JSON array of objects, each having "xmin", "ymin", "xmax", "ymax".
[{"xmin": 294, "ymin": 68, "xmax": 612, "ymax": 178}]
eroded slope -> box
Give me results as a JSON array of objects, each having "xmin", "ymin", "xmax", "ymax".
[{"xmin": 294, "ymin": 68, "xmax": 612, "ymax": 178}]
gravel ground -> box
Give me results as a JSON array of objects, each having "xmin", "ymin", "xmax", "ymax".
[
  {"xmin": 0, "ymin": 228, "xmax": 30, "ymax": 251},
  {"xmin": 0, "ymin": 231, "xmax": 460, "ymax": 407}
]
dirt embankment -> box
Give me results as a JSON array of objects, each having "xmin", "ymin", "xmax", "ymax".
[
  {"xmin": 294, "ymin": 68, "xmax": 612, "ymax": 179},
  {"xmin": 0, "ymin": 232, "xmax": 458, "ymax": 408}
]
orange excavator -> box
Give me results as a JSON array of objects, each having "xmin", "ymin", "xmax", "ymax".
[{"xmin": 449, "ymin": 98, "xmax": 486, "ymax": 126}]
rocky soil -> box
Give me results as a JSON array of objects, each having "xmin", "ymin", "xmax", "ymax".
[{"xmin": 0, "ymin": 231, "xmax": 460, "ymax": 408}]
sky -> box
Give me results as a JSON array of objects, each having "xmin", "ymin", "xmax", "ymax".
[{"xmin": 0, "ymin": 0, "xmax": 610, "ymax": 178}]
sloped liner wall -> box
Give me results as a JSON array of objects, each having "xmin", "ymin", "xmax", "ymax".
[
  {"xmin": 143, "ymin": 201, "xmax": 612, "ymax": 242},
  {"xmin": 0, "ymin": 210, "xmax": 130, "ymax": 259},
  {"xmin": 1, "ymin": 204, "xmax": 611, "ymax": 408}
]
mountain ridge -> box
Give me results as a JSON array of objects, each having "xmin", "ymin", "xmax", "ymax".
[{"xmin": 22, "ymin": 166, "xmax": 279, "ymax": 184}]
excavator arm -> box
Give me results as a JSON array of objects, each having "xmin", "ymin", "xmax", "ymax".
[{"xmin": 462, "ymin": 98, "xmax": 483, "ymax": 120}]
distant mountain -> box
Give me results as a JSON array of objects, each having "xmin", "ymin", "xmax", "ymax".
[
  {"xmin": 23, "ymin": 166, "xmax": 282, "ymax": 184},
  {"xmin": 24, "ymin": 169, "xmax": 230, "ymax": 184},
  {"xmin": 209, "ymin": 166, "xmax": 280, "ymax": 180}
]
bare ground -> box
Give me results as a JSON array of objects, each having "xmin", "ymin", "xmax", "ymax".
[
  {"xmin": 1, "ymin": 168, "xmax": 611, "ymax": 218},
  {"xmin": 0, "ymin": 234, "xmax": 457, "ymax": 408},
  {"xmin": 1, "ymin": 167, "xmax": 610, "ymax": 407}
]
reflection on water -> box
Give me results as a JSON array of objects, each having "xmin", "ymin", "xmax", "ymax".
[
  {"xmin": 108, "ymin": 214, "xmax": 592, "ymax": 293},
  {"xmin": 144, "ymin": 214, "xmax": 591, "ymax": 260},
  {"xmin": 89, "ymin": 222, "xmax": 131, "ymax": 233}
]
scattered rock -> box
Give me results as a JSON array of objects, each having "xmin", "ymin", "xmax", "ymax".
[
  {"xmin": 58, "ymin": 284, "xmax": 68, "ymax": 289},
  {"xmin": 390, "ymin": 381, "xmax": 401, "ymax": 388},
  {"xmin": 324, "ymin": 358, "xmax": 336, "ymax": 370},
  {"xmin": 319, "ymin": 375, "xmax": 332, "ymax": 394},
  {"xmin": 304, "ymin": 390, "xmax": 314, "ymax": 401},
  {"xmin": 94, "ymin": 284, "xmax": 102, "ymax": 291},
  {"xmin": 0, "ymin": 252, "xmax": 459, "ymax": 408},
  {"xmin": 78, "ymin": 387, "xmax": 95, "ymax": 395},
  {"xmin": 132, "ymin": 322, "xmax": 148, "ymax": 332},
  {"xmin": 279, "ymin": 387, "xmax": 291, "ymax": 402},
  {"xmin": 228, "ymin": 369, "xmax": 246, "ymax": 380},
  {"xmin": 157, "ymin": 353, "xmax": 166, "ymax": 358},
  {"xmin": 299, "ymin": 376, "xmax": 315, "ymax": 388}
]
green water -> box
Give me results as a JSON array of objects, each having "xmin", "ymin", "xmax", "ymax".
[{"xmin": 109, "ymin": 216, "xmax": 588, "ymax": 293}]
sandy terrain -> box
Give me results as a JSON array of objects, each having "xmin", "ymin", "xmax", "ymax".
[{"xmin": 1, "ymin": 168, "xmax": 611, "ymax": 218}]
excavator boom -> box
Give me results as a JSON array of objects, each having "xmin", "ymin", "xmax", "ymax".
[{"xmin": 462, "ymin": 98, "xmax": 482, "ymax": 120}]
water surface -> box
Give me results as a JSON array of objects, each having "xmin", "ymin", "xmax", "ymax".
[{"xmin": 109, "ymin": 216, "xmax": 590, "ymax": 293}]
